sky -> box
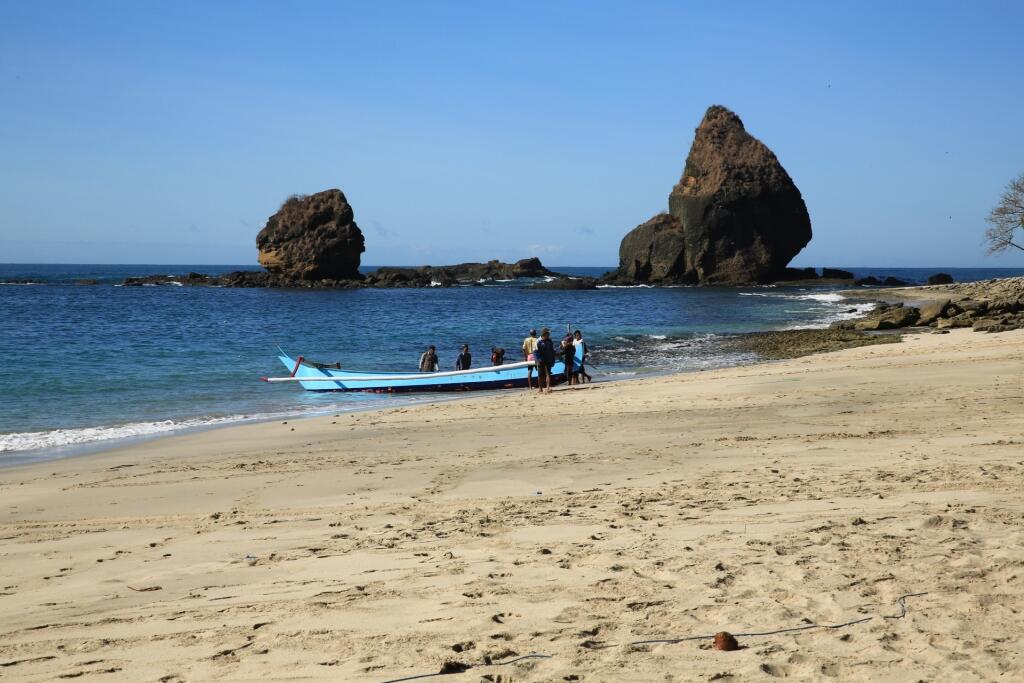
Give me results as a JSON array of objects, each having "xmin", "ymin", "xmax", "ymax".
[{"xmin": 1, "ymin": 1, "xmax": 1022, "ymax": 268}]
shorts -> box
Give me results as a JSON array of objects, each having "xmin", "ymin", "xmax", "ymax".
[{"xmin": 535, "ymin": 361, "xmax": 551, "ymax": 379}]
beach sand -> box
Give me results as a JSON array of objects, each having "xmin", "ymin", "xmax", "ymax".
[{"xmin": 1, "ymin": 328, "xmax": 1022, "ymax": 681}]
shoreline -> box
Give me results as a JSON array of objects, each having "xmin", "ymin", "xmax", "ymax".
[
  {"xmin": 2, "ymin": 328, "xmax": 1022, "ymax": 680},
  {"xmin": 0, "ymin": 325, "xmax": 894, "ymax": 467}
]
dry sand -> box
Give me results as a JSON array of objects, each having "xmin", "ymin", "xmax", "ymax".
[{"xmin": 1, "ymin": 329, "xmax": 1022, "ymax": 682}]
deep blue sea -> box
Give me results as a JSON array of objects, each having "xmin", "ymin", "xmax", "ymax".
[{"xmin": 2, "ymin": 264, "xmax": 1021, "ymax": 464}]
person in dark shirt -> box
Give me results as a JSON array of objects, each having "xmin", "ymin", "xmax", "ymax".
[
  {"xmin": 561, "ymin": 330, "xmax": 576, "ymax": 385},
  {"xmin": 455, "ymin": 344, "xmax": 472, "ymax": 370},
  {"xmin": 534, "ymin": 328, "xmax": 556, "ymax": 394},
  {"xmin": 490, "ymin": 346, "xmax": 505, "ymax": 366}
]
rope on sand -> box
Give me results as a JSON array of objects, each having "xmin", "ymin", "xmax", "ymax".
[
  {"xmin": 380, "ymin": 654, "xmax": 551, "ymax": 683},
  {"xmin": 379, "ymin": 593, "xmax": 927, "ymax": 682},
  {"xmin": 629, "ymin": 592, "xmax": 928, "ymax": 646}
]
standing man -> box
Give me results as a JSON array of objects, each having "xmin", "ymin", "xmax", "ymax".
[
  {"xmin": 534, "ymin": 328, "xmax": 556, "ymax": 394},
  {"xmin": 419, "ymin": 345, "xmax": 439, "ymax": 372},
  {"xmin": 561, "ymin": 328, "xmax": 576, "ymax": 385},
  {"xmin": 455, "ymin": 344, "xmax": 472, "ymax": 370},
  {"xmin": 521, "ymin": 328, "xmax": 538, "ymax": 389},
  {"xmin": 573, "ymin": 330, "xmax": 591, "ymax": 383}
]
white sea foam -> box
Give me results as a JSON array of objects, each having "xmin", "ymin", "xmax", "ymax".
[
  {"xmin": 429, "ymin": 280, "xmax": 443, "ymax": 287},
  {"xmin": 783, "ymin": 302, "xmax": 877, "ymax": 330},
  {"xmin": 596, "ymin": 284, "xmax": 653, "ymax": 289},
  {"xmin": 794, "ymin": 292, "xmax": 845, "ymax": 303},
  {"xmin": 0, "ymin": 416, "xmax": 258, "ymax": 454}
]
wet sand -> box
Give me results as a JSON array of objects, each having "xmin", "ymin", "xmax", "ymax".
[{"xmin": 1, "ymin": 328, "xmax": 1022, "ymax": 681}]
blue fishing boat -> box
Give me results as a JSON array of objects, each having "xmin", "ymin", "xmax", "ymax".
[{"xmin": 264, "ymin": 346, "xmax": 584, "ymax": 393}]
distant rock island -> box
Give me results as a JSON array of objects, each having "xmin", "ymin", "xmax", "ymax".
[
  {"xmin": 124, "ymin": 191, "xmax": 560, "ymax": 288},
  {"xmin": 256, "ymin": 189, "xmax": 364, "ymax": 281},
  {"xmin": 604, "ymin": 105, "xmax": 812, "ymax": 285}
]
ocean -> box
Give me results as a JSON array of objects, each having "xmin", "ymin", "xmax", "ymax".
[{"xmin": 2, "ymin": 264, "xmax": 1021, "ymax": 464}]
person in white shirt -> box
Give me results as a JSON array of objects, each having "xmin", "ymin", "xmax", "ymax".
[
  {"xmin": 521, "ymin": 329, "xmax": 538, "ymax": 389},
  {"xmin": 573, "ymin": 330, "xmax": 591, "ymax": 383}
]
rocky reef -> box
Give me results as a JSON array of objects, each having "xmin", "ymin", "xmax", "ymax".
[
  {"xmin": 123, "ymin": 259, "xmax": 559, "ymax": 289},
  {"xmin": 362, "ymin": 258, "xmax": 554, "ymax": 288},
  {"xmin": 256, "ymin": 189, "xmax": 365, "ymax": 281},
  {"xmin": 834, "ymin": 277, "xmax": 1024, "ymax": 334},
  {"xmin": 607, "ymin": 105, "xmax": 812, "ymax": 285}
]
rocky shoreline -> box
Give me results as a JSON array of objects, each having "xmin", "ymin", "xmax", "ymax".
[
  {"xmin": 717, "ymin": 276, "xmax": 1024, "ymax": 363},
  {"xmin": 835, "ymin": 276, "xmax": 1024, "ymax": 334}
]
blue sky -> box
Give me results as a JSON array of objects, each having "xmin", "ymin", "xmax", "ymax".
[{"xmin": 1, "ymin": 1, "xmax": 1022, "ymax": 267}]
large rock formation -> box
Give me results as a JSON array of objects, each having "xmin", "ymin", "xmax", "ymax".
[
  {"xmin": 256, "ymin": 189, "xmax": 365, "ymax": 280},
  {"xmin": 613, "ymin": 106, "xmax": 811, "ymax": 285}
]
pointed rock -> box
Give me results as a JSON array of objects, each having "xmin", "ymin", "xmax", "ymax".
[{"xmin": 614, "ymin": 106, "xmax": 811, "ymax": 284}]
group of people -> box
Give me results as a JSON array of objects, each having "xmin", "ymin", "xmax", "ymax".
[
  {"xmin": 417, "ymin": 344, "xmax": 505, "ymax": 372},
  {"xmin": 521, "ymin": 327, "xmax": 591, "ymax": 393},
  {"xmin": 416, "ymin": 326, "xmax": 591, "ymax": 393}
]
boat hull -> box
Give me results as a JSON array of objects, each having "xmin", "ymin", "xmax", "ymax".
[{"xmin": 275, "ymin": 350, "xmax": 581, "ymax": 393}]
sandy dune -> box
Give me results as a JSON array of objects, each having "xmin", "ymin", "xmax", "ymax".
[{"xmin": 1, "ymin": 329, "xmax": 1022, "ymax": 681}]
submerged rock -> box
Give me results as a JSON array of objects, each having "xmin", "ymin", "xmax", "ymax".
[
  {"xmin": 731, "ymin": 328, "xmax": 900, "ymax": 359},
  {"xmin": 256, "ymin": 189, "xmax": 365, "ymax": 281},
  {"xmin": 529, "ymin": 276, "xmax": 597, "ymax": 290},
  {"xmin": 611, "ymin": 105, "xmax": 812, "ymax": 285}
]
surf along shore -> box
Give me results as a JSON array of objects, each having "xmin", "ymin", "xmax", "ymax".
[{"xmin": 1, "ymin": 324, "xmax": 1022, "ymax": 681}]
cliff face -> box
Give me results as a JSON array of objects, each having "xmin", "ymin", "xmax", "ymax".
[
  {"xmin": 256, "ymin": 189, "xmax": 365, "ymax": 281},
  {"xmin": 615, "ymin": 106, "xmax": 812, "ymax": 285}
]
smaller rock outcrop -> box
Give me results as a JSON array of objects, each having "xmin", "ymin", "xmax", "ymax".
[
  {"xmin": 362, "ymin": 258, "xmax": 557, "ymax": 288},
  {"xmin": 927, "ymin": 272, "xmax": 955, "ymax": 285},
  {"xmin": 852, "ymin": 303, "xmax": 919, "ymax": 330},
  {"xmin": 822, "ymin": 268, "xmax": 855, "ymax": 280},
  {"xmin": 776, "ymin": 267, "xmax": 819, "ymax": 282},
  {"xmin": 529, "ymin": 276, "xmax": 598, "ymax": 290},
  {"xmin": 256, "ymin": 189, "xmax": 365, "ymax": 281}
]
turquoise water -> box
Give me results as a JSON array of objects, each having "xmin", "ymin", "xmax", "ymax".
[{"xmin": 1, "ymin": 264, "xmax": 1020, "ymax": 462}]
